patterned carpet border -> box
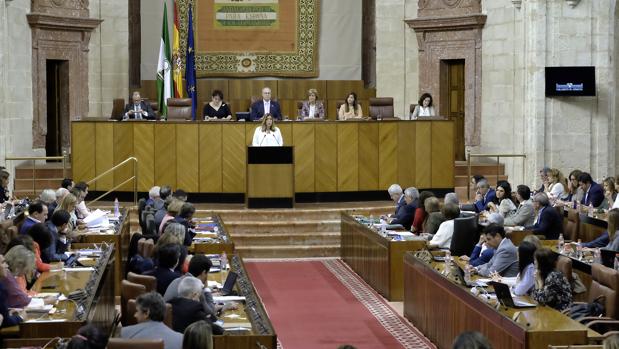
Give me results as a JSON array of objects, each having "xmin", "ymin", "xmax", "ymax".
[
  {"xmin": 243, "ymin": 257, "xmax": 340, "ymax": 263},
  {"xmin": 322, "ymin": 259, "xmax": 436, "ymax": 349}
]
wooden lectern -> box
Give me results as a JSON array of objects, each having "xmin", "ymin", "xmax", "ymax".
[{"xmin": 246, "ymin": 146, "xmax": 294, "ymax": 208}]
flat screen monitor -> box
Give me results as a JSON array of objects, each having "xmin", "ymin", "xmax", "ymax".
[{"xmin": 545, "ymin": 66, "xmax": 596, "ymax": 97}]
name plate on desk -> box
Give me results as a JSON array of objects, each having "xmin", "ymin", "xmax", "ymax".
[{"xmin": 247, "ymin": 146, "xmax": 293, "ymax": 164}]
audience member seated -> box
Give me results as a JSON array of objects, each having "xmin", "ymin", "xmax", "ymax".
[
  {"xmin": 469, "ymin": 224, "xmax": 518, "ymax": 277},
  {"xmin": 412, "ymin": 191, "xmax": 435, "ymax": 233},
  {"xmin": 159, "ymin": 199, "xmax": 184, "ymax": 235},
  {"xmin": 0, "ymin": 170, "xmax": 10, "ymax": 203},
  {"xmin": 48, "ymin": 187, "xmax": 69, "ymax": 219},
  {"xmin": 182, "ymin": 320, "xmax": 213, "ymax": 349},
  {"xmin": 168, "ymin": 277, "xmax": 222, "ymax": 334},
  {"xmin": 389, "ymin": 187, "xmax": 418, "ymax": 230},
  {"xmin": 473, "ymin": 179, "xmax": 495, "ymax": 212},
  {"xmin": 172, "ymin": 189, "xmax": 188, "ymax": 202},
  {"xmin": 487, "ymin": 181, "xmax": 516, "ymax": 217},
  {"xmin": 422, "ymin": 197, "xmax": 445, "ymax": 237},
  {"xmin": 19, "ymin": 200, "xmax": 48, "ymax": 234},
  {"xmin": 155, "ymin": 196, "xmax": 174, "ymax": 231},
  {"xmin": 250, "ymin": 87, "xmax": 282, "ymax": 121},
  {"xmin": 146, "ymin": 243, "xmax": 182, "ymax": 295},
  {"xmin": 61, "ymin": 178, "xmax": 74, "ymax": 191},
  {"xmin": 121, "ymin": 292, "xmax": 183, "ymax": 349},
  {"xmin": 26, "ymin": 223, "xmax": 53, "ymax": 272},
  {"xmin": 0, "ymin": 253, "xmax": 26, "ymax": 328},
  {"xmin": 203, "ymin": 90, "xmax": 232, "ymax": 120},
  {"xmin": 526, "ymin": 192, "xmax": 563, "ymax": 240},
  {"xmin": 157, "ymin": 223, "xmax": 189, "ymax": 274},
  {"xmin": 387, "ymin": 184, "xmax": 405, "ymax": 217},
  {"xmin": 452, "ymin": 331, "xmax": 492, "ymax": 349},
  {"xmin": 4, "ymin": 245, "xmax": 36, "ymax": 297},
  {"xmin": 459, "ymin": 232, "xmax": 495, "ymax": 267},
  {"xmin": 43, "ymin": 209, "xmax": 71, "ymax": 262},
  {"xmin": 164, "ymin": 254, "xmax": 218, "ymax": 320},
  {"xmin": 300, "ymin": 88, "xmax": 325, "ymax": 120},
  {"xmin": 39, "ymin": 189, "xmax": 56, "ymax": 208},
  {"xmin": 411, "ymin": 93, "xmax": 436, "ymax": 119},
  {"xmin": 579, "ymin": 172, "xmax": 605, "ymax": 207},
  {"xmin": 252, "ymin": 113, "xmax": 283, "ymax": 147},
  {"xmin": 565, "ymin": 169, "xmax": 585, "ymax": 203},
  {"xmin": 65, "ymin": 324, "xmax": 109, "ymax": 349},
  {"xmin": 0, "ymin": 252, "xmax": 30, "ymax": 308},
  {"xmin": 444, "ymin": 192, "xmax": 459, "ymax": 206},
  {"xmin": 59, "ymin": 193, "xmax": 79, "ymax": 231},
  {"xmin": 123, "ymin": 91, "xmax": 155, "ymax": 120},
  {"xmin": 146, "ymin": 186, "xmax": 161, "ymax": 208},
  {"xmin": 73, "ymin": 182, "xmax": 91, "ymax": 219},
  {"xmin": 504, "ymin": 185, "xmax": 535, "ymax": 227},
  {"xmin": 532, "ymin": 248, "xmax": 572, "ymax": 311},
  {"xmin": 545, "ymin": 168, "xmax": 569, "ymax": 200},
  {"xmin": 513, "ymin": 241, "xmax": 537, "ymax": 296},
  {"xmin": 338, "ymin": 92, "xmax": 363, "ymax": 120},
  {"xmin": 603, "ymin": 208, "xmax": 619, "ymax": 251},
  {"xmin": 537, "ymin": 166, "xmax": 550, "ymax": 193},
  {"xmin": 428, "ymin": 203, "xmax": 461, "ymax": 249},
  {"xmin": 602, "ymin": 177, "xmax": 618, "ymax": 209}
]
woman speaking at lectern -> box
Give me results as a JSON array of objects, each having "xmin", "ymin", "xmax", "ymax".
[{"xmin": 252, "ymin": 113, "xmax": 283, "ymax": 147}]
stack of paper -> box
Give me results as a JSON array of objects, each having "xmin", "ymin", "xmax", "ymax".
[{"xmin": 83, "ymin": 209, "xmax": 110, "ymax": 228}]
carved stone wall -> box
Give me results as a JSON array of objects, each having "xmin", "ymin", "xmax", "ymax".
[
  {"xmin": 28, "ymin": 0, "xmax": 101, "ymax": 149},
  {"xmin": 405, "ymin": 0, "xmax": 485, "ymax": 146}
]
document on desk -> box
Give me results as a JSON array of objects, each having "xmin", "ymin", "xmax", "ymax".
[
  {"xmin": 63, "ymin": 267, "xmax": 95, "ymax": 272},
  {"xmin": 83, "ymin": 209, "xmax": 110, "ymax": 228},
  {"xmin": 213, "ymin": 296, "xmax": 246, "ymax": 302}
]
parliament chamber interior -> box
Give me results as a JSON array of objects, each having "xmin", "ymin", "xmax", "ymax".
[{"xmin": 1, "ymin": 0, "xmax": 619, "ymax": 348}]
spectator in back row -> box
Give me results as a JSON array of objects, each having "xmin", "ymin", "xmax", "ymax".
[
  {"xmin": 526, "ymin": 193, "xmax": 563, "ymax": 240},
  {"xmin": 473, "ymin": 179, "xmax": 495, "ymax": 212},
  {"xmin": 487, "ymin": 181, "xmax": 516, "ymax": 218},
  {"xmin": 579, "ymin": 172, "xmax": 604, "ymax": 208},
  {"xmin": 146, "ymin": 186, "xmax": 161, "ymax": 208},
  {"xmin": 504, "ymin": 185, "xmax": 535, "ymax": 227},
  {"xmin": 566, "ymin": 169, "xmax": 584, "ymax": 203},
  {"xmin": 61, "ymin": 178, "xmax": 74, "ymax": 191},
  {"xmin": 39, "ymin": 189, "xmax": 56, "ymax": 207}
]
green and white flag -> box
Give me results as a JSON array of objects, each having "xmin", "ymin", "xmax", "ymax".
[{"xmin": 157, "ymin": 2, "xmax": 173, "ymax": 119}]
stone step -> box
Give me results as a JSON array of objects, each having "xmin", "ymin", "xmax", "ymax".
[
  {"xmin": 454, "ymin": 162, "xmax": 505, "ymax": 176},
  {"xmin": 226, "ymin": 220, "xmax": 339, "ymax": 234},
  {"xmin": 236, "ymin": 244, "xmax": 340, "ymax": 258},
  {"xmin": 231, "ymin": 231, "xmax": 340, "ymax": 246},
  {"xmin": 14, "ymin": 178, "xmax": 64, "ymax": 190}
]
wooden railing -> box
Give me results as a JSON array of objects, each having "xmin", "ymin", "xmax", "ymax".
[
  {"xmin": 86, "ymin": 157, "xmax": 138, "ymax": 205},
  {"xmin": 466, "ymin": 150, "xmax": 526, "ymax": 201}
]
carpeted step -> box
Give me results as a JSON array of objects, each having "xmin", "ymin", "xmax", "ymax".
[
  {"xmin": 205, "ymin": 206, "xmax": 393, "ymax": 222},
  {"xmin": 237, "ymin": 245, "xmax": 340, "ymax": 258},
  {"xmin": 232, "ymin": 231, "xmax": 340, "ymax": 246},
  {"xmin": 226, "ymin": 220, "xmax": 339, "ymax": 234}
]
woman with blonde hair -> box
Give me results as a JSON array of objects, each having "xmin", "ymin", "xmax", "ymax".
[
  {"xmin": 602, "ymin": 177, "xmax": 618, "ymax": 209},
  {"xmin": 59, "ymin": 193, "xmax": 78, "ymax": 230},
  {"xmin": 159, "ymin": 199, "xmax": 184, "ymax": 235},
  {"xmin": 300, "ymin": 89, "xmax": 325, "ymax": 120},
  {"xmin": 155, "ymin": 222, "xmax": 188, "ymax": 274},
  {"xmin": 252, "ymin": 113, "xmax": 282, "ymax": 147},
  {"xmin": 605, "ymin": 209, "xmax": 619, "ymax": 250},
  {"xmin": 183, "ymin": 320, "xmax": 213, "ymax": 349},
  {"xmin": 545, "ymin": 168, "xmax": 568, "ymax": 200}
]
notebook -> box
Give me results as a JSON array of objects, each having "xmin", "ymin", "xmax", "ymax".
[{"xmin": 490, "ymin": 281, "xmax": 536, "ymax": 308}]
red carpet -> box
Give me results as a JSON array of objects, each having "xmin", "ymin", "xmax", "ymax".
[{"xmin": 245, "ymin": 259, "xmax": 435, "ymax": 349}]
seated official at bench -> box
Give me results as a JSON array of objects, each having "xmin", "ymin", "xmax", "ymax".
[
  {"xmin": 250, "ymin": 87, "xmax": 282, "ymax": 121},
  {"xmin": 123, "ymin": 91, "xmax": 155, "ymax": 120}
]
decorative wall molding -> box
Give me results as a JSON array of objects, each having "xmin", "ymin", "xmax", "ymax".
[{"xmin": 566, "ymin": 0, "xmax": 581, "ymax": 7}]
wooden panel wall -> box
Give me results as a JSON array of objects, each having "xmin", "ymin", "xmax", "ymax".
[{"xmin": 74, "ymin": 120, "xmax": 454, "ymax": 194}]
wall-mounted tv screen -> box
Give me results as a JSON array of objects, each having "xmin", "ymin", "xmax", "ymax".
[{"xmin": 545, "ymin": 66, "xmax": 596, "ymax": 97}]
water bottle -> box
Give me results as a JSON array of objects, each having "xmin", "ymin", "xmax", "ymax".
[
  {"xmin": 576, "ymin": 239, "xmax": 583, "ymax": 259},
  {"xmin": 444, "ymin": 250, "xmax": 452, "ymax": 275},
  {"xmin": 614, "ymin": 254, "xmax": 619, "ymax": 271},
  {"xmin": 221, "ymin": 252, "xmax": 228, "ymax": 271},
  {"xmin": 594, "ymin": 248, "xmax": 602, "ymax": 264},
  {"xmin": 588, "ymin": 203, "xmax": 594, "ymax": 217},
  {"xmin": 557, "ymin": 233, "xmax": 565, "ymax": 253},
  {"xmin": 368, "ymin": 214, "xmax": 374, "ymax": 228},
  {"xmin": 380, "ymin": 218, "xmax": 387, "ymax": 236},
  {"xmin": 464, "ymin": 267, "xmax": 472, "ymax": 285},
  {"xmin": 113, "ymin": 198, "xmax": 120, "ymax": 218}
]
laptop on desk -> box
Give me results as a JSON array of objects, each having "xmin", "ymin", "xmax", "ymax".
[
  {"xmin": 490, "ymin": 281, "xmax": 536, "ymax": 308},
  {"xmin": 221, "ymin": 271, "xmax": 238, "ymax": 296}
]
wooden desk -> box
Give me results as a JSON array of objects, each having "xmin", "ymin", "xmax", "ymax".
[
  {"xmin": 340, "ymin": 213, "xmax": 426, "ymax": 301},
  {"xmin": 2, "ymin": 245, "xmax": 115, "ymax": 347},
  {"xmin": 190, "ymin": 215, "xmax": 235, "ymax": 255},
  {"xmin": 404, "ymin": 252, "xmax": 592, "ymax": 349},
  {"xmin": 71, "ymin": 119, "xmax": 455, "ymax": 197},
  {"xmin": 211, "ymin": 255, "xmax": 277, "ymax": 349},
  {"xmin": 76, "ymin": 208, "xmax": 130, "ymax": 296}
]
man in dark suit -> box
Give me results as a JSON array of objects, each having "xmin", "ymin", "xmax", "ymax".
[
  {"xmin": 168, "ymin": 276, "xmax": 223, "ymax": 334},
  {"xmin": 249, "ymin": 87, "xmax": 282, "ymax": 121},
  {"xmin": 123, "ymin": 91, "xmax": 155, "ymax": 120},
  {"xmin": 144, "ymin": 244, "xmax": 182, "ymax": 295},
  {"xmin": 527, "ymin": 192, "xmax": 563, "ymax": 240},
  {"xmin": 19, "ymin": 200, "xmax": 48, "ymax": 235},
  {"xmin": 390, "ymin": 187, "xmax": 418, "ymax": 230},
  {"xmin": 474, "ymin": 179, "xmax": 496, "ymax": 212},
  {"xmin": 579, "ymin": 172, "xmax": 604, "ymax": 207}
]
